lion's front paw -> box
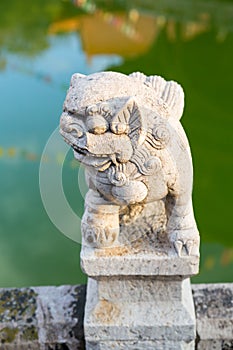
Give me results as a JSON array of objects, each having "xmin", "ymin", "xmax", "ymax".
[
  {"xmin": 169, "ymin": 229, "xmax": 200, "ymax": 257},
  {"xmin": 82, "ymin": 222, "xmax": 119, "ymax": 248}
]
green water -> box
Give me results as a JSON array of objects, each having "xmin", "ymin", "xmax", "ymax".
[{"xmin": 0, "ymin": 0, "xmax": 232, "ymax": 287}]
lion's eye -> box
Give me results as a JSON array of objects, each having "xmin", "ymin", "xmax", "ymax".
[
  {"xmin": 92, "ymin": 125, "xmax": 107, "ymax": 134},
  {"xmin": 111, "ymin": 122, "xmax": 127, "ymax": 135},
  {"xmin": 87, "ymin": 116, "xmax": 108, "ymax": 135}
]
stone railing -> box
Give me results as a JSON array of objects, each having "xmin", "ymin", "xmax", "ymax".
[{"xmin": 0, "ymin": 283, "xmax": 232, "ymax": 349}]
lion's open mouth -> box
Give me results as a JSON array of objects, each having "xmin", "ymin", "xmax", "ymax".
[
  {"xmin": 73, "ymin": 149, "xmax": 112, "ymax": 171},
  {"xmin": 72, "ymin": 144, "xmax": 88, "ymax": 155},
  {"xmin": 60, "ymin": 132, "xmax": 88, "ymax": 155},
  {"xmin": 60, "ymin": 130, "xmax": 118, "ymax": 171}
]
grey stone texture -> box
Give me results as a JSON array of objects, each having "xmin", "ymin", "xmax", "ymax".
[
  {"xmin": 81, "ymin": 245, "xmax": 199, "ymax": 277},
  {"xmin": 60, "ymin": 71, "xmax": 200, "ymax": 256},
  {"xmin": 0, "ymin": 284, "xmax": 232, "ymax": 349},
  {"xmin": 85, "ymin": 340, "xmax": 195, "ymax": 349},
  {"xmin": 192, "ymin": 283, "xmax": 233, "ymax": 350},
  {"xmin": 59, "ymin": 71, "xmax": 201, "ymax": 349},
  {"xmin": 84, "ymin": 277, "xmax": 195, "ymax": 348},
  {"xmin": 0, "ymin": 285, "xmax": 86, "ymax": 350}
]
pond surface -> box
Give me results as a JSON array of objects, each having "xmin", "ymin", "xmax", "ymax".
[{"xmin": 0, "ymin": 0, "xmax": 232, "ymax": 287}]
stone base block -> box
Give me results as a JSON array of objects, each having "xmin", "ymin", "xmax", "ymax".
[
  {"xmin": 84, "ymin": 277, "xmax": 196, "ymax": 349},
  {"xmin": 81, "ymin": 245, "xmax": 199, "ymax": 277}
]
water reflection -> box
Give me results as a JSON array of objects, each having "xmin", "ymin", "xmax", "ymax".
[
  {"xmin": 0, "ymin": 0, "xmax": 232, "ymax": 286},
  {"xmin": 49, "ymin": 0, "xmax": 233, "ymax": 60},
  {"xmin": 49, "ymin": 11, "xmax": 158, "ymax": 58},
  {"xmin": 1, "ymin": 0, "xmax": 232, "ymax": 63}
]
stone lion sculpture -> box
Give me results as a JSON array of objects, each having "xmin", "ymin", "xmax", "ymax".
[{"xmin": 60, "ymin": 71, "xmax": 199, "ymax": 256}]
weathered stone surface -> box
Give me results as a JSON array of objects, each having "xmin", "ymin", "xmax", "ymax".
[
  {"xmin": 0, "ymin": 287, "xmax": 39, "ymax": 349},
  {"xmin": 81, "ymin": 245, "xmax": 199, "ymax": 277},
  {"xmin": 0, "ymin": 285, "xmax": 86, "ymax": 350},
  {"xmin": 193, "ymin": 283, "xmax": 233, "ymax": 350},
  {"xmin": 84, "ymin": 277, "xmax": 195, "ymax": 346},
  {"xmin": 196, "ymin": 340, "xmax": 233, "ymax": 350},
  {"xmin": 60, "ymin": 71, "xmax": 200, "ymax": 257},
  {"xmin": 0, "ymin": 284, "xmax": 232, "ymax": 349},
  {"xmin": 85, "ymin": 340, "xmax": 195, "ymax": 350},
  {"xmin": 59, "ymin": 71, "xmax": 200, "ymax": 349}
]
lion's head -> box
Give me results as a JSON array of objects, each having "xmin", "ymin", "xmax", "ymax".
[{"xmin": 60, "ymin": 71, "xmax": 184, "ymax": 172}]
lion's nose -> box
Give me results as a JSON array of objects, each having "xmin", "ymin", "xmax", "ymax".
[{"xmin": 86, "ymin": 132, "xmax": 133, "ymax": 162}]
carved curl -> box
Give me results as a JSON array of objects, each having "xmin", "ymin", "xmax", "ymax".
[
  {"xmin": 108, "ymin": 165, "xmax": 127, "ymax": 187},
  {"xmin": 152, "ymin": 123, "xmax": 170, "ymax": 149},
  {"xmin": 131, "ymin": 147, "xmax": 162, "ymax": 176}
]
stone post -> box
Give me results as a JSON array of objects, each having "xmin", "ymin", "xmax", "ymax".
[
  {"xmin": 82, "ymin": 248, "xmax": 198, "ymax": 349},
  {"xmin": 60, "ymin": 71, "xmax": 200, "ymax": 349}
]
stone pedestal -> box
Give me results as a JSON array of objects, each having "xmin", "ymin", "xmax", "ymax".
[{"xmin": 81, "ymin": 245, "xmax": 198, "ymax": 350}]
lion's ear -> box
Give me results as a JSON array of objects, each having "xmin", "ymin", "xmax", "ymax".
[
  {"xmin": 70, "ymin": 73, "xmax": 86, "ymax": 87},
  {"xmin": 145, "ymin": 76, "xmax": 184, "ymax": 120},
  {"xmin": 63, "ymin": 73, "xmax": 86, "ymax": 113},
  {"xmin": 110, "ymin": 98, "xmax": 147, "ymax": 148}
]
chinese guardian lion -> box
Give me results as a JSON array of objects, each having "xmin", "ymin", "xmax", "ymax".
[{"xmin": 60, "ymin": 71, "xmax": 199, "ymax": 257}]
